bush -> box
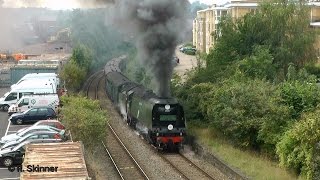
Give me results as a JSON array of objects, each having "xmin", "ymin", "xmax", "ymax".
[
  {"xmin": 205, "ymin": 78, "xmax": 290, "ymax": 151},
  {"xmin": 279, "ymin": 81, "xmax": 320, "ymax": 119},
  {"xmin": 276, "ymin": 109, "xmax": 320, "ymax": 179},
  {"xmin": 59, "ymin": 95, "xmax": 108, "ymax": 148},
  {"xmin": 305, "ymin": 63, "xmax": 320, "ymax": 78}
]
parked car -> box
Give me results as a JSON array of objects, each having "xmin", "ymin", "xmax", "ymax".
[
  {"xmin": 0, "ymin": 125, "xmax": 62, "ymax": 146},
  {"xmin": 0, "ymin": 140, "xmax": 27, "ymax": 167},
  {"xmin": 9, "ymin": 106, "xmax": 57, "ymax": 125},
  {"xmin": 183, "ymin": 47, "xmax": 196, "ymax": 55},
  {"xmin": 0, "ymin": 139, "xmax": 53, "ymax": 167},
  {"xmin": 17, "ymin": 120, "xmax": 65, "ymax": 133},
  {"xmin": 0, "ymin": 130, "xmax": 66, "ymax": 150}
]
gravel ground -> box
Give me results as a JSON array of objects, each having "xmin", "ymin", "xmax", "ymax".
[
  {"xmin": 181, "ymin": 146, "xmax": 228, "ymax": 179},
  {"xmin": 98, "ymin": 78, "xmax": 227, "ymax": 180},
  {"xmin": 102, "ymin": 97, "xmax": 185, "ymax": 180}
]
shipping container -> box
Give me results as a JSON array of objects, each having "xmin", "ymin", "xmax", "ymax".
[
  {"xmin": 21, "ymin": 142, "xmax": 90, "ymax": 180},
  {"xmin": 10, "ymin": 66, "xmax": 58, "ymax": 84}
]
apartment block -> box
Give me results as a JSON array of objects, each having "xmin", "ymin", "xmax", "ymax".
[
  {"xmin": 193, "ymin": 0, "xmax": 320, "ymax": 55},
  {"xmin": 309, "ymin": 1, "xmax": 320, "ymax": 56},
  {"xmin": 193, "ymin": 0, "xmax": 258, "ymax": 54}
]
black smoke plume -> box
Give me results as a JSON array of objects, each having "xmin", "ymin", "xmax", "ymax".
[{"xmin": 113, "ymin": 0, "xmax": 189, "ymax": 98}]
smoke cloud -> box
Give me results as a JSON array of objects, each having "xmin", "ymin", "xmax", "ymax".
[
  {"xmin": 0, "ymin": 0, "xmax": 189, "ymax": 98},
  {"xmin": 112, "ymin": 0, "xmax": 189, "ymax": 98},
  {"xmin": 0, "ymin": 0, "xmax": 114, "ymax": 8}
]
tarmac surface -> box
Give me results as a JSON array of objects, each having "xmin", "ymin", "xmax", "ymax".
[
  {"xmin": 0, "ymin": 87, "xmax": 30, "ymax": 180},
  {"xmin": 174, "ymin": 46, "xmax": 198, "ymax": 81}
]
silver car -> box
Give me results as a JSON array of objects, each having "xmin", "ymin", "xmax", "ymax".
[
  {"xmin": 0, "ymin": 125, "xmax": 63, "ymax": 146},
  {"xmin": 0, "ymin": 130, "xmax": 65, "ymax": 150}
]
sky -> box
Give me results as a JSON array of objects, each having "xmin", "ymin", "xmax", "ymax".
[
  {"xmin": 189, "ymin": 0, "xmax": 227, "ymax": 6},
  {"xmin": 0, "ymin": 0, "xmax": 217, "ymax": 10},
  {"xmin": 188, "ymin": 0, "xmax": 214, "ymax": 5}
]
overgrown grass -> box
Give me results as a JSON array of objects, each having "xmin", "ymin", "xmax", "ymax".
[{"xmin": 189, "ymin": 125, "xmax": 305, "ymax": 180}]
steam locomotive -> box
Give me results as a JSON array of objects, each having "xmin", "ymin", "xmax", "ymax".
[{"xmin": 104, "ymin": 57, "xmax": 186, "ymax": 151}]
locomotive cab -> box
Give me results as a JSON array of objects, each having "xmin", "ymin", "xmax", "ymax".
[{"xmin": 151, "ymin": 103, "xmax": 186, "ymax": 150}]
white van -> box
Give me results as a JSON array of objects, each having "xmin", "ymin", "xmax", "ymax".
[
  {"xmin": 0, "ymin": 79, "xmax": 57, "ymax": 111},
  {"xmin": 8, "ymin": 94, "xmax": 59, "ymax": 115},
  {"xmin": 11, "ymin": 73, "xmax": 60, "ymax": 89}
]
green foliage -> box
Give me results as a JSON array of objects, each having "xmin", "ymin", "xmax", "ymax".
[
  {"xmin": 205, "ymin": 78, "xmax": 289, "ymax": 150},
  {"xmin": 171, "ymin": 0, "xmax": 320, "ymax": 177},
  {"xmin": 175, "ymin": 82, "xmax": 215, "ymax": 123},
  {"xmin": 59, "ymin": 95, "xmax": 108, "ymax": 148},
  {"xmin": 279, "ymin": 80, "xmax": 320, "ymax": 119},
  {"xmin": 205, "ymin": 0, "xmax": 317, "ymax": 82},
  {"xmin": 71, "ymin": 44, "xmax": 93, "ymax": 71},
  {"xmin": 60, "ymin": 61, "xmax": 86, "ymax": 91},
  {"xmin": 59, "ymin": 9, "xmax": 134, "ymax": 71},
  {"xmin": 276, "ymin": 109, "xmax": 320, "ymax": 179},
  {"xmin": 239, "ymin": 45, "xmax": 276, "ymax": 80},
  {"xmin": 189, "ymin": 1, "xmax": 208, "ymax": 18},
  {"xmin": 124, "ymin": 49, "xmax": 155, "ymax": 90},
  {"xmin": 305, "ymin": 63, "xmax": 320, "ymax": 78}
]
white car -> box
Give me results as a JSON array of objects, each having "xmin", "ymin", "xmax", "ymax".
[{"xmin": 0, "ymin": 125, "xmax": 62, "ymax": 146}]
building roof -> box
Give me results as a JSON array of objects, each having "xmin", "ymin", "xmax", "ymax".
[
  {"xmin": 310, "ymin": 22, "xmax": 320, "ymax": 27},
  {"xmin": 20, "ymin": 142, "xmax": 90, "ymax": 180},
  {"xmin": 224, "ymin": 2, "xmax": 258, "ymax": 8}
]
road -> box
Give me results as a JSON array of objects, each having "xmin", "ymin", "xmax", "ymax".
[
  {"xmin": 0, "ymin": 87, "xmax": 28, "ymax": 180},
  {"xmin": 174, "ymin": 46, "xmax": 198, "ymax": 81}
]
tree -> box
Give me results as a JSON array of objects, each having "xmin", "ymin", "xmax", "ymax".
[
  {"xmin": 71, "ymin": 44, "xmax": 93, "ymax": 71},
  {"xmin": 276, "ymin": 108, "xmax": 320, "ymax": 179},
  {"xmin": 61, "ymin": 9, "xmax": 134, "ymax": 71},
  {"xmin": 60, "ymin": 61, "xmax": 86, "ymax": 91},
  {"xmin": 205, "ymin": 0, "xmax": 317, "ymax": 82},
  {"xmin": 60, "ymin": 95, "xmax": 108, "ymax": 148}
]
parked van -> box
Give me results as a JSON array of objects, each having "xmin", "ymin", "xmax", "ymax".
[
  {"xmin": 8, "ymin": 94, "xmax": 59, "ymax": 116},
  {"xmin": 11, "ymin": 73, "xmax": 59, "ymax": 89},
  {"xmin": 0, "ymin": 79, "xmax": 57, "ymax": 111}
]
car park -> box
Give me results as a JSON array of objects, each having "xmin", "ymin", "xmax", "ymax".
[
  {"xmin": 9, "ymin": 106, "xmax": 57, "ymax": 125},
  {"xmin": 0, "ymin": 125, "xmax": 62, "ymax": 145},
  {"xmin": 14, "ymin": 120, "xmax": 65, "ymax": 134},
  {"xmin": 0, "ymin": 130, "xmax": 66, "ymax": 150},
  {"xmin": 8, "ymin": 94, "xmax": 59, "ymax": 116}
]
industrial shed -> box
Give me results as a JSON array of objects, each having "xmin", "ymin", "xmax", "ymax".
[{"xmin": 20, "ymin": 142, "xmax": 90, "ymax": 180}]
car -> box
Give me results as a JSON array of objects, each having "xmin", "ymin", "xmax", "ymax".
[
  {"xmin": 0, "ymin": 130, "xmax": 66, "ymax": 150},
  {"xmin": 0, "ymin": 139, "xmax": 54, "ymax": 167},
  {"xmin": 0, "ymin": 125, "xmax": 63, "ymax": 146},
  {"xmin": 0, "ymin": 141, "xmax": 27, "ymax": 167},
  {"xmin": 17, "ymin": 120, "xmax": 65, "ymax": 133},
  {"xmin": 9, "ymin": 106, "xmax": 57, "ymax": 125}
]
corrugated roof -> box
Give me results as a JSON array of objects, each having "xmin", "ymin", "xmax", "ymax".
[{"xmin": 20, "ymin": 142, "xmax": 90, "ymax": 180}]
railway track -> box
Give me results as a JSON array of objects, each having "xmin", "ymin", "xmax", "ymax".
[
  {"xmin": 160, "ymin": 153, "xmax": 216, "ymax": 180},
  {"xmin": 83, "ymin": 56, "xmax": 247, "ymax": 180},
  {"xmin": 85, "ymin": 69, "xmax": 150, "ymax": 180}
]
